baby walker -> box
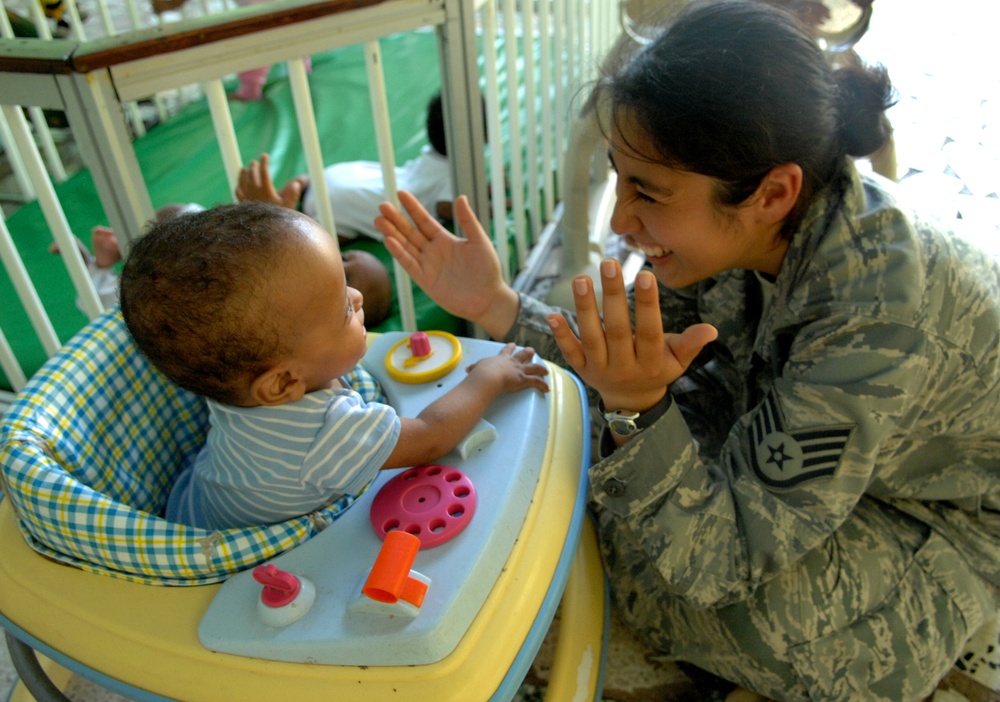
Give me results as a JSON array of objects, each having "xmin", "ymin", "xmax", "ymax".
[{"xmin": 0, "ymin": 311, "xmax": 607, "ymax": 701}]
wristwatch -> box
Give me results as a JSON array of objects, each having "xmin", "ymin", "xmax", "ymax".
[{"xmin": 600, "ymin": 393, "xmax": 672, "ymax": 439}]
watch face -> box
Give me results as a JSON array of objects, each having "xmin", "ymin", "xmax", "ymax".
[{"xmin": 608, "ymin": 416, "xmax": 639, "ymax": 437}]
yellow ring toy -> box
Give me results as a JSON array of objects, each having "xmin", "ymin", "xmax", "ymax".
[{"xmin": 384, "ymin": 331, "xmax": 462, "ymax": 384}]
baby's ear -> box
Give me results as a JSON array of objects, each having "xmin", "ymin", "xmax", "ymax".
[{"xmin": 250, "ymin": 364, "xmax": 306, "ymax": 406}]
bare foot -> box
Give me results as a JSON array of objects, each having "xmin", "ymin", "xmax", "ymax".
[
  {"xmin": 90, "ymin": 226, "xmax": 121, "ymax": 268},
  {"xmin": 235, "ymin": 153, "xmax": 308, "ymax": 210}
]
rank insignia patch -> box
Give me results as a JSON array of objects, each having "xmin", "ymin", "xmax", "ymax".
[{"xmin": 749, "ymin": 392, "xmax": 854, "ymax": 489}]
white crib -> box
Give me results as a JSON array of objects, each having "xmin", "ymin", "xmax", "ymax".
[{"xmin": 0, "ymin": 0, "xmax": 625, "ymax": 412}]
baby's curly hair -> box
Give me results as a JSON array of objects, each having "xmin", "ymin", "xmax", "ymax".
[{"xmin": 120, "ymin": 202, "xmax": 306, "ymax": 405}]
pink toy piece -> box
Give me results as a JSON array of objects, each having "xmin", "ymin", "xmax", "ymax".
[
  {"xmin": 253, "ymin": 564, "xmax": 301, "ymax": 608},
  {"xmin": 409, "ymin": 332, "xmax": 432, "ymax": 358},
  {"xmin": 370, "ymin": 464, "xmax": 477, "ymax": 549}
]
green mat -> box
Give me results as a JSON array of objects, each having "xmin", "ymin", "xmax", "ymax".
[{"xmin": 1, "ymin": 29, "xmax": 465, "ymax": 391}]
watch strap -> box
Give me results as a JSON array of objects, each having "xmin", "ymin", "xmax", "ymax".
[{"xmin": 600, "ymin": 392, "xmax": 672, "ymax": 436}]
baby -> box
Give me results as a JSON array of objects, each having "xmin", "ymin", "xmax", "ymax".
[{"xmin": 119, "ymin": 201, "xmax": 548, "ymax": 530}]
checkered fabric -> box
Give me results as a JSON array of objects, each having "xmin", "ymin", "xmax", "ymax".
[{"xmin": 0, "ymin": 309, "xmax": 386, "ymax": 585}]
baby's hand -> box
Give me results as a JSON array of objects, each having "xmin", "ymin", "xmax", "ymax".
[{"xmin": 467, "ymin": 343, "xmax": 549, "ymax": 395}]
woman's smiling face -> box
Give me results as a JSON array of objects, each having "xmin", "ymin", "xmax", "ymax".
[{"xmin": 607, "ymin": 115, "xmax": 788, "ymax": 288}]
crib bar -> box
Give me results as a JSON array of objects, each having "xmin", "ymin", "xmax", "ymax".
[
  {"xmin": 554, "ymin": 0, "xmax": 568, "ymax": 207},
  {"xmin": 56, "ymin": 68, "xmax": 156, "ymax": 254},
  {"xmin": 501, "ymin": 0, "xmax": 528, "ymax": 267},
  {"xmin": 124, "ymin": 0, "xmax": 144, "ymax": 33},
  {"xmin": 0, "ymin": 325, "xmax": 26, "ymax": 391},
  {"xmin": 364, "ymin": 39, "xmax": 417, "ymax": 332},
  {"xmin": 0, "ymin": 0, "xmax": 57, "ymax": 201},
  {"xmin": 289, "ymin": 58, "xmax": 336, "ymax": 238},
  {"xmin": 0, "ymin": 212, "xmax": 61, "ymax": 356},
  {"xmin": 1, "ymin": 0, "xmax": 620, "ymax": 389},
  {"xmin": 62, "ymin": 0, "xmax": 85, "ymax": 44},
  {"xmin": 24, "ymin": 0, "xmax": 53, "ymax": 40},
  {"xmin": 204, "ymin": 77, "xmax": 242, "ymax": 194},
  {"xmin": 3, "ymin": 0, "xmax": 71, "ymax": 183},
  {"xmin": 0, "ymin": 112, "xmax": 34, "ymax": 201},
  {"xmin": 1, "ymin": 103, "xmax": 104, "ymax": 320},
  {"xmin": 26, "ymin": 106, "xmax": 67, "ymax": 183},
  {"xmin": 95, "ymin": 0, "xmax": 115, "ymax": 36},
  {"xmin": 536, "ymin": 0, "xmax": 555, "ymax": 219},
  {"xmin": 519, "ymin": 0, "xmax": 541, "ymax": 241},
  {"xmin": 481, "ymin": 1, "xmax": 509, "ymax": 283},
  {"xmin": 438, "ymin": 0, "xmax": 489, "ymax": 227}
]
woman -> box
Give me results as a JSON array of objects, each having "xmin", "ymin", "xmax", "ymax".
[{"xmin": 375, "ymin": 2, "xmax": 1000, "ymax": 699}]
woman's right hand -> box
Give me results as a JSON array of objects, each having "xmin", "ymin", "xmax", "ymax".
[
  {"xmin": 547, "ymin": 259, "xmax": 718, "ymax": 413},
  {"xmin": 376, "ymin": 191, "xmax": 520, "ymax": 339}
]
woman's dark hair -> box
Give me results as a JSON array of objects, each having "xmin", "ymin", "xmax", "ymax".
[
  {"xmin": 597, "ymin": 0, "xmax": 896, "ymax": 239},
  {"xmin": 120, "ymin": 201, "xmax": 303, "ymax": 405}
]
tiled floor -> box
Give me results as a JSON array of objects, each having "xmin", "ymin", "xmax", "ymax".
[{"xmin": 1, "ymin": 1, "xmax": 998, "ymax": 700}]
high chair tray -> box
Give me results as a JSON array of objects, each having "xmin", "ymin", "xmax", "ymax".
[
  {"xmin": 199, "ymin": 332, "xmax": 571, "ymax": 665},
  {"xmin": 0, "ymin": 333, "xmax": 602, "ymax": 702}
]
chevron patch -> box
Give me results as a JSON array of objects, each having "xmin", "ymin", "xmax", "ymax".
[{"xmin": 749, "ymin": 392, "xmax": 854, "ymax": 489}]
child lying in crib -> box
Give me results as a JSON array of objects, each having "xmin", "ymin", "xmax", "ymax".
[
  {"xmin": 119, "ymin": 201, "xmax": 549, "ymax": 530},
  {"xmin": 51, "ymin": 203, "xmax": 394, "ymax": 326},
  {"xmin": 235, "ymin": 92, "xmax": 455, "ymax": 241}
]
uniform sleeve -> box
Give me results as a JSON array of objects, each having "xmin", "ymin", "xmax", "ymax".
[
  {"xmin": 589, "ymin": 312, "xmax": 935, "ymax": 608},
  {"xmin": 301, "ymin": 392, "xmax": 401, "ymax": 495}
]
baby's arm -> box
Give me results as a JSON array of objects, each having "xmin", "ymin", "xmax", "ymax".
[{"xmin": 381, "ymin": 343, "xmax": 548, "ymax": 469}]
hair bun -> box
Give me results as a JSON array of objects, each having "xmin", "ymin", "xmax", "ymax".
[{"xmin": 834, "ymin": 62, "xmax": 897, "ymax": 157}]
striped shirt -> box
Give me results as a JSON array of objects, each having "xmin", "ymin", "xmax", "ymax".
[{"xmin": 166, "ymin": 374, "xmax": 400, "ymax": 529}]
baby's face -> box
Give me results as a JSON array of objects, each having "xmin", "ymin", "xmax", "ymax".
[{"xmin": 272, "ymin": 218, "xmax": 369, "ymax": 393}]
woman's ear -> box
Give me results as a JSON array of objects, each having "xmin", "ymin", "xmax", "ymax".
[
  {"xmin": 250, "ymin": 364, "xmax": 306, "ymax": 406},
  {"xmin": 756, "ymin": 163, "xmax": 803, "ymax": 225}
]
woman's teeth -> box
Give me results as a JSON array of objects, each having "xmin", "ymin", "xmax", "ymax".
[{"xmin": 629, "ymin": 241, "xmax": 670, "ymax": 258}]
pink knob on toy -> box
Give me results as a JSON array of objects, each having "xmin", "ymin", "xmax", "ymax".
[
  {"xmin": 253, "ymin": 564, "xmax": 301, "ymax": 608},
  {"xmin": 409, "ymin": 332, "xmax": 432, "ymax": 358}
]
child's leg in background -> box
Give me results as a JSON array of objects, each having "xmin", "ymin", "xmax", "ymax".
[{"xmin": 233, "ymin": 66, "xmax": 270, "ymax": 101}]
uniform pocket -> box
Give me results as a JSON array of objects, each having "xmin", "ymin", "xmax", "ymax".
[{"xmin": 786, "ymin": 531, "xmax": 993, "ymax": 701}]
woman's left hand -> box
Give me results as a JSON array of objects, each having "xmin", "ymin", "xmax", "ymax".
[{"xmin": 547, "ymin": 259, "xmax": 718, "ymax": 412}]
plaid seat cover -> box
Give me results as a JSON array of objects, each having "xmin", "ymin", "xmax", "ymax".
[{"xmin": 0, "ymin": 309, "xmax": 385, "ymax": 585}]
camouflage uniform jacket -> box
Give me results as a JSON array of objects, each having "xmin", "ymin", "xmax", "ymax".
[{"xmin": 505, "ymin": 163, "xmax": 1000, "ymax": 609}]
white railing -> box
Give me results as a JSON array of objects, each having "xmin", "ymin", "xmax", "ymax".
[{"xmin": 0, "ymin": 0, "xmax": 621, "ymax": 398}]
